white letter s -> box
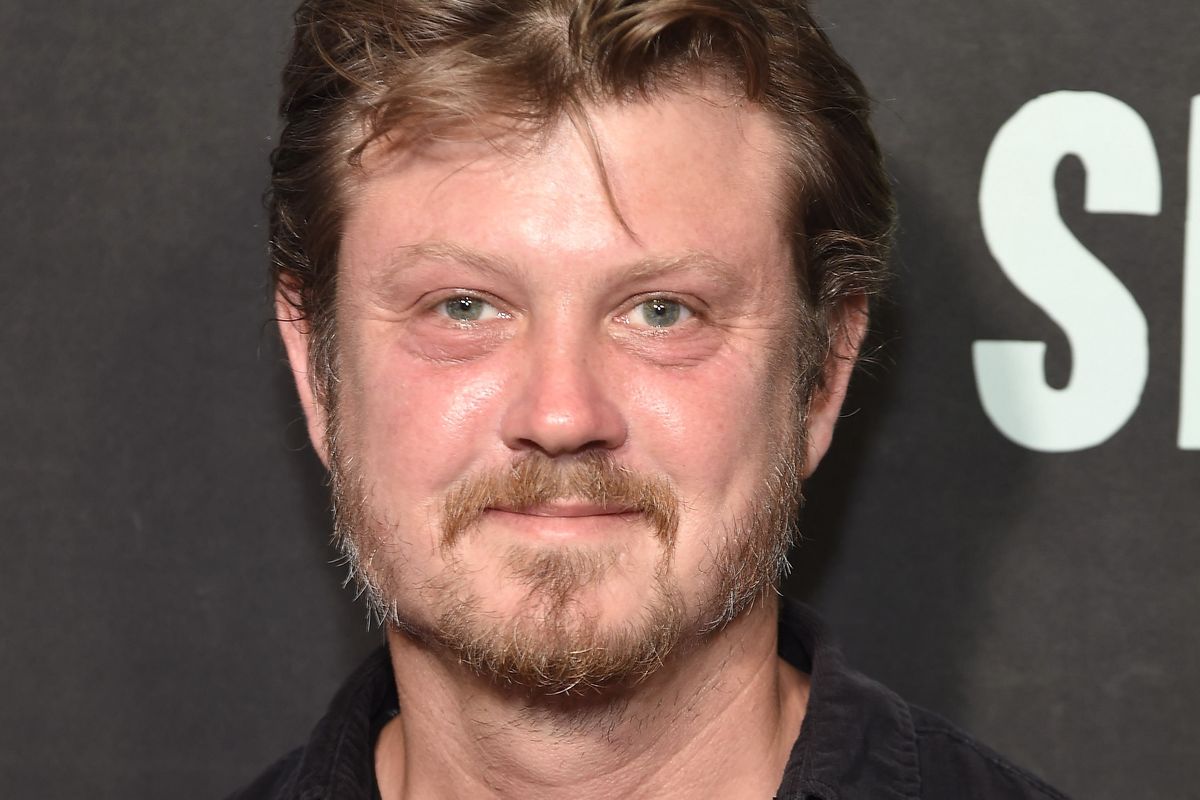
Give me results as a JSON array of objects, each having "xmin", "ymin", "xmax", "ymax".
[{"xmin": 975, "ymin": 91, "xmax": 1160, "ymax": 452}]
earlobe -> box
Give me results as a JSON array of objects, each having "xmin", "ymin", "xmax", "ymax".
[
  {"xmin": 275, "ymin": 293, "xmax": 331, "ymax": 468},
  {"xmin": 802, "ymin": 296, "xmax": 869, "ymax": 478}
]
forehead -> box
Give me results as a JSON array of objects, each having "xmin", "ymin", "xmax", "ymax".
[{"xmin": 340, "ymin": 85, "xmax": 794, "ymax": 285}]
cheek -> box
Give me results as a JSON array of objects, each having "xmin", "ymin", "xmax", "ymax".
[
  {"xmin": 625, "ymin": 352, "xmax": 776, "ymax": 492},
  {"xmin": 340, "ymin": 337, "xmax": 509, "ymax": 508}
]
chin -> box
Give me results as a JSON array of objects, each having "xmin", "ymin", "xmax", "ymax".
[
  {"xmin": 384, "ymin": 539, "xmax": 682, "ymax": 695},
  {"xmin": 430, "ymin": 572, "xmax": 689, "ymax": 696}
]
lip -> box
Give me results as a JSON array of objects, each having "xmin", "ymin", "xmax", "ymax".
[{"xmin": 488, "ymin": 502, "xmax": 636, "ymax": 518}]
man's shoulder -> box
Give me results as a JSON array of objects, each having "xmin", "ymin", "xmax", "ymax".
[
  {"xmin": 224, "ymin": 646, "xmax": 394, "ymax": 800},
  {"xmin": 907, "ymin": 705, "xmax": 1069, "ymax": 800},
  {"xmin": 225, "ymin": 748, "xmax": 303, "ymax": 800},
  {"xmin": 777, "ymin": 601, "xmax": 1070, "ymax": 800}
]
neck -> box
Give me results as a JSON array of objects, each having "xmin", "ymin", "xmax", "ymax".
[{"xmin": 374, "ymin": 597, "xmax": 809, "ymax": 800}]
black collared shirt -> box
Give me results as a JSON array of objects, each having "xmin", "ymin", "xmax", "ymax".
[{"xmin": 229, "ymin": 602, "xmax": 1069, "ymax": 799}]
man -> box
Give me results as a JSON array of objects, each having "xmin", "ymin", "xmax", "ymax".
[{"xmin": 235, "ymin": 0, "xmax": 1066, "ymax": 797}]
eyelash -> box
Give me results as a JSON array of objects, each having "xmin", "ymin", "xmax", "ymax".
[
  {"xmin": 431, "ymin": 292, "xmax": 508, "ymax": 323},
  {"xmin": 620, "ymin": 295, "xmax": 700, "ymax": 329},
  {"xmin": 426, "ymin": 291, "xmax": 702, "ymax": 328}
]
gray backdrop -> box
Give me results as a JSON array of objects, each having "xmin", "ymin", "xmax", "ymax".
[{"xmin": 2, "ymin": 1, "xmax": 1196, "ymax": 798}]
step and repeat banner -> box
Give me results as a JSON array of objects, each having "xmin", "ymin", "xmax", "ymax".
[
  {"xmin": 0, "ymin": 1, "xmax": 1194, "ymax": 798},
  {"xmin": 792, "ymin": 6, "xmax": 1197, "ymax": 798}
]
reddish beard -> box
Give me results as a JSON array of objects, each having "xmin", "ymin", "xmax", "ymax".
[{"xmin": 326, "ymin": 414, "xmax": 803, "ymax": 696}]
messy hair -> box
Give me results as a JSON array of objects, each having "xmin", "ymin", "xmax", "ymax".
[{"xmin": 270, "ymin": 0, "xmax": 893, "ymax": 405}]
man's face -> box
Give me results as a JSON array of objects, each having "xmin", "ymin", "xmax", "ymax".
[{"xmin": 288, "ymin": 86, "xmax": 832, "ymax": 693}]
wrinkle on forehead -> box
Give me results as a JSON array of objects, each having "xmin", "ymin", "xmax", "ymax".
[
  {"xmin": 339, "ymin": 83, "xmax": 797, "ymax": 323},
  {"xmin": 372, "ymin": 240, "xmax": 749, "ymax": 291}
]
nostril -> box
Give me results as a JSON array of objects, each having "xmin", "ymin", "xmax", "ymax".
[{"xmin": 513, "ymin": 436, "xmax": 619, "ymax": 458}]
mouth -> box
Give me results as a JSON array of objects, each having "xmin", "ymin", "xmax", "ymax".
[
  {"xmin": 480, "ymin": 502, "xmax": 643, "ymax": 540},
  {"xmin": 489, "ymin": 501, "xmax": 638, "ymax": 518}
]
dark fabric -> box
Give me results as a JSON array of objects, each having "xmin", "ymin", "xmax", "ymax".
[
  {"xmin": 772, "ymin": 603, "xmax": 1067, "ymax": 800},
  {"xmin": 228, "ymin": 602, "xmax": 1068, "ymax": 799}
]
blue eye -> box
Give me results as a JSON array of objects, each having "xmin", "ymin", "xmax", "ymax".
[
  {"xmin": 631, "ymin": 298, "xmax": 691, "ymax": 328},
  {"xmin": 441, "ymin": 295, "xmax": 499, "ymax": 322}
]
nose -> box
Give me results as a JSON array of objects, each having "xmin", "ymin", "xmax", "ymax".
[{"xmin": 500, "ymin": 333, "xmax": 628, "ymax": 457}]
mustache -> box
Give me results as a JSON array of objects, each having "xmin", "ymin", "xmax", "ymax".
[{"xmin": 441, "ymin": 451, "xmax": 679, "ymax": 549}]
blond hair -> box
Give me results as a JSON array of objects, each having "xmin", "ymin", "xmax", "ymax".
[{"xmin": 269, "ymin": 0, "xmax": 894, "ymax": 403}]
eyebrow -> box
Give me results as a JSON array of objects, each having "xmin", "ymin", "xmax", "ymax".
[
  {"xmin": 619, "ymin": 252, "xmax": 746, "ymax": 293},
  {"xmin": 384, "ymin": 240, "xmax": 747, "ymax": 291},
  {"xmin": 387, "ymin": 241, "xmax": 523, "ymax": 281}
]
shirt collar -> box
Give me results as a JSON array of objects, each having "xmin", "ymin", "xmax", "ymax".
[
  {"xmin": 774, "ymin": 601, "xmax": 922, "ymax": 800},
  {"xmin": 287, "ymin": 601, "xmax": 921, "ymax": 800},
  {"xmin": 288, "ymin": 645, "xmax": 394, "ymax": 800}
]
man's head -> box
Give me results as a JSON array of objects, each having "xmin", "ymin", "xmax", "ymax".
[{"xmin": 271, "ymin": 0, "xmax": 892, "ymax": 695}]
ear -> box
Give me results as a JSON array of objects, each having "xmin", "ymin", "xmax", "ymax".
[
  {"xmin": 802, "ymin": 295, "xmax": 869, "ymax": 478},
  {"xmin": 276, "ymin": 292, "xmax": 331, "ymax": 468}
]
